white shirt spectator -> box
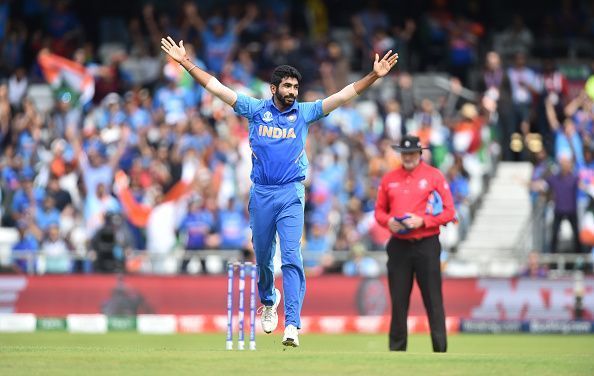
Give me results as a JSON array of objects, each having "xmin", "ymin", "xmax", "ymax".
[
  {"xmin": 508, "ymin": 66, "xmax": 540, "ymax": 104},
  {"xmin": 8, "ymin": 73, "xmax": 28, "ymax": 107}
]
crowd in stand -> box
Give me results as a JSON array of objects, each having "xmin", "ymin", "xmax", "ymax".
[
  {"xmin": 529, "ymin": 83, "xmax": 594, "ymax": 257},
  {"xmin": 1, "ymin": 1, "xmax": 593, "ymax": 274}
]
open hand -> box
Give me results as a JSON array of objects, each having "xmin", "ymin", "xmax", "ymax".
[
  {"xmin": 373, "ymin": 50, "xmax": 399, "ymax": 77},
  {"xmin": 161, "ymin": 36, "xmax": 187, "ymax": 63}
]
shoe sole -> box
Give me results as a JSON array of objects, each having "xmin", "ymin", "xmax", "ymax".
[{"xmin": 282, "ymin": 338, "xmax": 299, "ymax": 347}]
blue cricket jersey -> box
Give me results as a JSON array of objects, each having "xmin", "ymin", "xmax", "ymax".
[{"xmin": 234, "ymin": 94, "xmax": 324, "ymax": 185}]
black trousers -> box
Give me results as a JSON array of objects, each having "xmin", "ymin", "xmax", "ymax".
[
  {"xmin": 386, "ymin": 235, "xmax": 447, "ymax": 352},
  {"xmin": 550, "ymin": 212, "xmax": 582, "ymax": 253}
]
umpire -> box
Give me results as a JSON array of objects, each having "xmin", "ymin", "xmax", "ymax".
[{"xmin": 375, "ymin": 135, "xmax": 456, "ymax": 352}]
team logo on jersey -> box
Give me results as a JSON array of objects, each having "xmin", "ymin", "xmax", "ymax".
[
  {"xmin": 388, "ymin": 182, "xmax": 400, "ymax": 189},
  {"xmin": 419, "ymin": 179, "xmax": 428, "ymax": 189},
  {"xmin": 259, "ymin": 125, "xmax": 297, "ymax": 139},
  {"xmin": 262, "ymin": 111, "xmax": 273, "ymax": 123},
  {"xmin": 287, "ymin": 114, "xmax": 297, "ymax": 122}
]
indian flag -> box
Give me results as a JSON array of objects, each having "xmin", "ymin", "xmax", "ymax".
[
  {"xmin": 163, "ymin": 57, "xmax": 200, "ymax": 89},
  {"xmin": 38, "ymin": 51, "xmax": 95, "ymax": 106}
]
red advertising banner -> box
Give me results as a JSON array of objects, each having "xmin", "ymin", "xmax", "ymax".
[{"xmin": 1, "ymin": 275, "xmax": 592, "ymax": 320}]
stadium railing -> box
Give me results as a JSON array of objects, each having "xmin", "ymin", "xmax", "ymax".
[{"xmin": 1, "ymin": 249, "xmax": 389, "ymax": 275}]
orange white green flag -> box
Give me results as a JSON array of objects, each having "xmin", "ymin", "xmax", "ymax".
[{"xmin": 37, "ymin": 50, "xmax": 95, "ymax": 106}]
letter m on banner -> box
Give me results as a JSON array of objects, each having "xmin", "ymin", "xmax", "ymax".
[{"xmin": 471, "ymin": 279, "xmax": 581, "ymax": 320}]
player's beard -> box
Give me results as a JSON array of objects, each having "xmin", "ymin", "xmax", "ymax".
[{"xmin": 275, "ymin": 91, "xmax": 295, "ymax": 107}]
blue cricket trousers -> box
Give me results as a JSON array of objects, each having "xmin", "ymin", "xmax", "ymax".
[{"xmin": 249, "ymin": 182, "xmax": 306, "ymax": 328}]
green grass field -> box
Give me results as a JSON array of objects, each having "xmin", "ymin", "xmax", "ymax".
[{"xmin": 1, "ymin": 333, "xmax": 593, "ymax": 376}]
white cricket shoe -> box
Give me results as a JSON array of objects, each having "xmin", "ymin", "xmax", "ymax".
[
  {"xmin": 282, "ymin": 324, "xmax": 299, "ymax": 347},
  {"xmin": 260, "ymin": 288, "xmax": 281, "ymax": 334}
]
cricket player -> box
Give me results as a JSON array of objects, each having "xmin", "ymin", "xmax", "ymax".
[{"xmin": 161, "ymin": 36, "xmax": 398, "ymax": 347}]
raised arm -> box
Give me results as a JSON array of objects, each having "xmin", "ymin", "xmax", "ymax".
[
  {"xmin": 160, "ymin": 37, "xmax": 237, "ymax": 106},
  {"xmin": 233, "ymin": 4, "xmax": 258, "ymax": 35},
  {"xmin": 545, "ymin": 96, "xmax": 561, "ymax": 131},
  {"xmin": 564, "ymin": 91, "xmax": 587, "ymax": 118},
  {"xmin": 183, "ymin": 2, "xmax": 206, "ymax": 32},
  {"xmin": 143, "ymin": 5, "xmax": 163, "ymax": 46},
  {"xmin": 108, "ymin": 126, "xmax": 130, "ymax": 170},
  {"xmin": 322, "ymin": 50, "xmax": 398, "ymax": 115}
]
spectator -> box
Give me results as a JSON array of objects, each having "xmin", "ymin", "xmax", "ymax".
[
  {"xmin": 494, "ymin": 15, "xmax": 534, "ymax": 60},
  {"xmin": 71, "ymin": 125, "xmax": 128, "ymax": 200},
  {"xmin": 179, "ymin": 196, "xmax": 221, "ymax": 273},
  {"xmin": 35, "ymin": 196, "xmax": 60, "ymax": 232},
  {"xmin": 45, "ymin": 174, "xmax": 72, "ymax": 212},
  {"xmin": 319, "ymin": 41, "xmax": 351, "ymax": 94},
  {"xmin": 342, "ymin": 242, "xmax": 380, "ymax": 277},
  {"xmin": 49, "ymin": 92, "xmax": 82, "ymax": 139},
  {"xmin": 520, "ymin": 251, "xmax": 548, "ymax": 278},
  {"xmin": 218, "ymin": 197, "xmax": 248, "ymax": 250},
  {"xmin": 1, "ymin": 26, "xmax": 26, "ymax": 74},
  {"xmin": 447, "ymin": 17, "xmax": 478, "ymax": 86},
  {"xmin": 11, "ymin": 220, "xmax": 41, "ymax": 273},
  {"xmin": 182, "ymin": 3, "xmax": 257, "ymax": 75},
  {"xmin": 530, "ymin": 148, "xmax": 555, "ymax": 252},
  {"xmin": 124, "ymin": 91, "xmax": 151, "ymax": 133},
  {"xmin": 479, "ymin": 51, "xmax": 514, "ymax": 160},
  {"xmin": 304, "ymin": 221, "xmax": 331, "ymax": 269},
  {"xmin": 533, "ymin": 155, "xmax": 581, "ymax": 253},
  {"xmin": 48, "ymin": 139, "xmax": 69, "ymax": 178},
  {"xmin": 383, "ymin": 99, "xmax": 403, "ymax": 143},
  {"xmin": 545, "ymin": 95, "xmax": 585, "ymax": 168},
  {"xmin": 563, "ymin": 91, "xmax": 594, "ymax": 147},
  {"xmin": 153, "ymin": 70, "xmax": 193, "ymax": 125},
  {"xmin": 7, "ymin": 67, "xmax": 28, "ymax": 112},
  {"xmin": 59, "ymin": 205, "xmax": 87, "ymax": 272},
  {"xmin": 84, "ymin": 182, "xmax": 120, "ymax": 237},
  {"xmin": 10, "ymin": 168, "xmax": 45, "ymax": 224},
  {"xmin": 39, "ymin": 223, "xmax": 71, "ymax": 274},
  {"xmin": 445, "ymin": 163, "xmax": 470, "ymax": 240},
  {"xmin": 416, "ymin": 0, "xmax": 451, "ymax": 72},
  {"xmin": 452, "ymin": 103, "xmax": 482, "ymax": 156},
  {"xmin": 538, "ymin": 58, "xmax": 568, "ymax": 154},
  {"xmin": 410, "ymin": 98, "xmax": 447, "ymax": 143},
  {"xmin": 351, "ymin": 0, "xmax": 390, "ymax": 65},
  {"xmin": 507, "ymin": 52, "xmax": 540, "ymax": 139},
  {"xmin": 46, "ymin": 0, "xmax": 81, "ymax": 42}
]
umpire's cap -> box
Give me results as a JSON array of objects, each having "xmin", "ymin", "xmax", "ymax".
[{"xmin": 391, "ymin": 135, "xmax": 429, "ymax": 153}]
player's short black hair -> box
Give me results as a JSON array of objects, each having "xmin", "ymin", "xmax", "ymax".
[{"xmin": 270, "ymin": 65, "xmax": 302, "ymax": 87}]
